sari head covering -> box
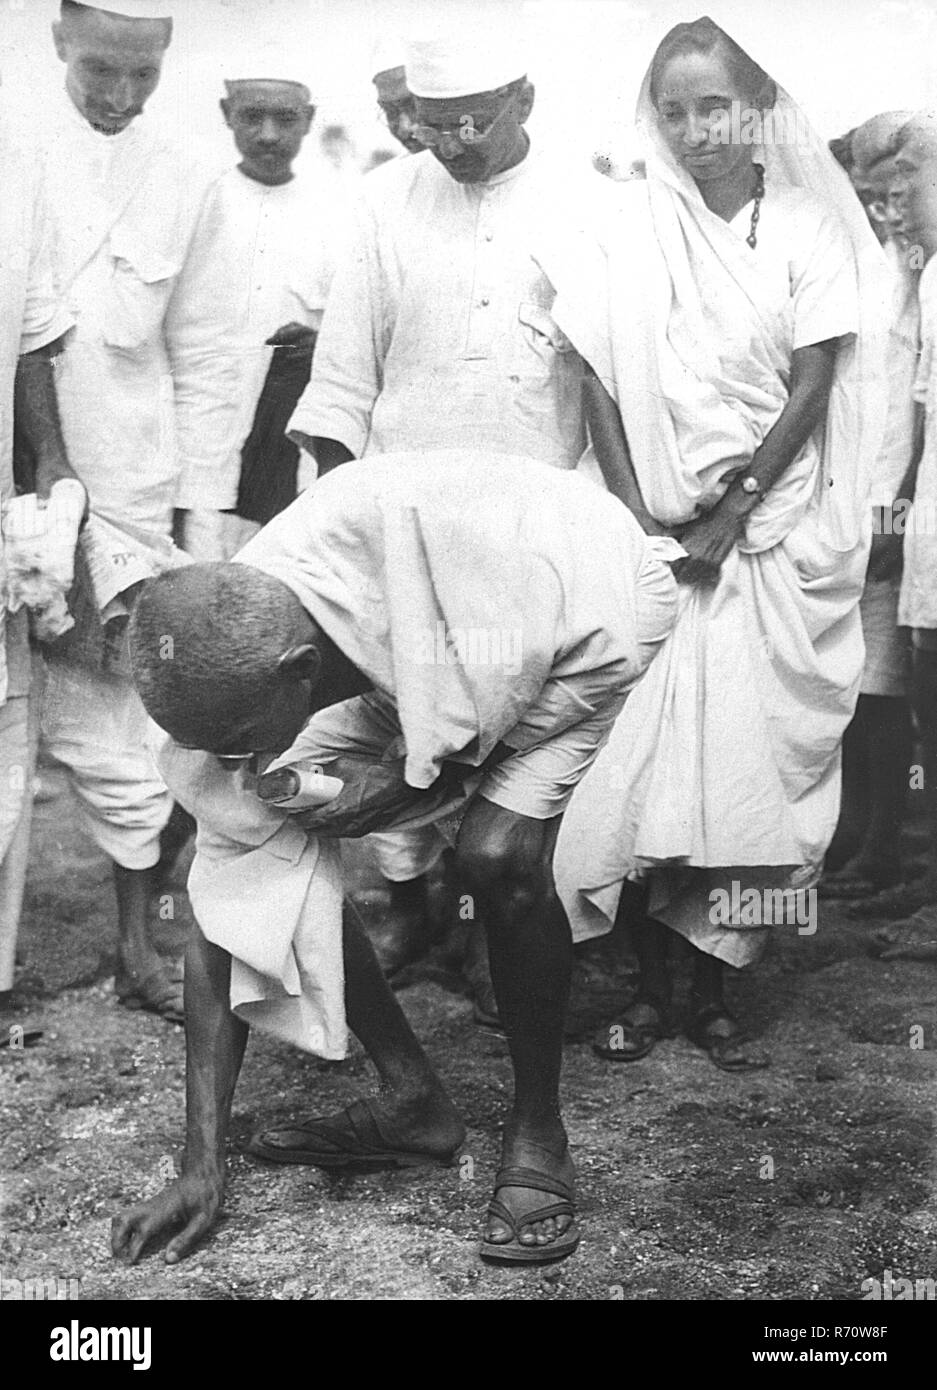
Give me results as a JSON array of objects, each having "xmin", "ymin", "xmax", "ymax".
[
  {"xmin": 548, "ymin": 21, "xmax": 891, "ymax": 963},
  {"xmin": 541, "ymin": 16, "xmax": 888, "ymax": 568}
]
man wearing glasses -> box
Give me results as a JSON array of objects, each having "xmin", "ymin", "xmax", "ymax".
[
  {"xmin": 372, "ymin": 43, "xmax": 423, "ymax": 156},
  {"xmin": 288, "ymin": 13, "xmax": 603, "ymax": 995}
]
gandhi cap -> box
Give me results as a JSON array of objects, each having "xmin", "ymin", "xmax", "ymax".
[{"xmin": 405, "ymin": 2, "xmax": 526, "ymax": 99}]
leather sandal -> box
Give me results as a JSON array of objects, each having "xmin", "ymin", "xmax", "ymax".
[
  {"xmin": 479, "ymin": 1164, "xmax": 579, "ymax": 1266},
  {"xmin": 592, "ymin": 997, "xmax": 671, "ymax": 1062},
  {"xmin": 687, "ymin": 1005, "xmax": 769, "ymax": 1073}
]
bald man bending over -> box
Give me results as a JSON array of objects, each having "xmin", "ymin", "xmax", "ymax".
[{"xmin": 111, "ymin": 450, "xmax": 678, "ymax": 1266}]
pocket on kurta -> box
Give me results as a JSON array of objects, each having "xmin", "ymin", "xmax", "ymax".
[
  {"xmin": 517, "ymin": 300, "xmax": 576, "ymax": 356},
  {"xmin": 102, "ymin": 230, "xmax": 180, "ymax": 353}
]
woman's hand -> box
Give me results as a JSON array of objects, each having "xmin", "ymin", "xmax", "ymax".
[{"xmin": 671, "ymin": 500, "xmax": 748, "ymax": 587}]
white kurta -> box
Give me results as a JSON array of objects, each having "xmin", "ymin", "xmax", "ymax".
[
  {"xmin": 36, "ymin": 93, "xmax": 236, "ymax": 868},
  {"xmin": 899, "ymin": 255, "xmax": 937, "ymax": 631},
  {"xmin": 38, "ymin": 93, "xmax": 238, "ymax": 534},
  {"xmin": 0, "ymin": 136, "xmax": 73, "ymax": 705},
  {"xmin": 0, "ymin": 131, "xmax": 72, "ymax": 989},
  {"xmin": 173, "ymin": 167, "xmax": 338, "ymax": 512},
  {"xmin": 288, "ymin": 146, "xmax": 599, "ymax": 468},
  {"xmin": 546, "ymin": 173, "xmax": 884, "ymax": 968}
]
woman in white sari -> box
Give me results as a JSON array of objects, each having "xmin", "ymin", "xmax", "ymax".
[{"xmin": 546, "ymin": 18, "xmax": 888, "ymax": 1069}]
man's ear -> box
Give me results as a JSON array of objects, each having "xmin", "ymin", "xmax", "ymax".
[
  {"xmin": 278, "ymin": 643, "xmax": 321, "ymax": 683},
  {"xmin": 301, "ymin": 105, "xmax": 316, "ymax": 134}
]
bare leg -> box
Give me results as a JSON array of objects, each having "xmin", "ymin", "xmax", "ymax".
[
  {"xmin": 856, "ymin": 696, "xmax": 912, "ymax": 876},
  {"xmin": 341, "ymin": 908, "xmax": 463, "ymax": 1143},
  {"xmin": 113, "ymin": 863, "xmax": 184, "ymax": 1021},
  {"xmin": 251, "ymin": 908, "xmax": 464, "ymax": 1160},
  {"xmin": 456, "ymin": 801, "xmax": 575, "ymax": 1251},
  {"xmin": 688, "ymin": 946, "xmax": 769, "ymax": 1072},
  {"xmin": 593, "ymin": 895, "xmax": 672, "ymax": 1061},
  {"xmin": 370, "ymin": 873, "xmax": 434, "ymax": 977},
  {"xmin": 827, "ymin": 696, "xmax": 911, "ymax": 887}
]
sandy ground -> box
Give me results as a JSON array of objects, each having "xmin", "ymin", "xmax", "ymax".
[{"xmin": 1, "ymin": 766, "xmax": 936, "ymax": 1302}]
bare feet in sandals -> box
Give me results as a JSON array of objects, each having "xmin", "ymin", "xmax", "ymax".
[
  {"xmin": 480, "ymin": 1122, "xmax": 579, "ymax": 1265},
  {"xmin": 593, "ymin": 996, "xmax": 671, "ymax": 1062},
  {"xmin": 688, "ymin": 1004, "xmax": 769, "ymax": 1072},
  {"xmin": 249, "ymin": 1089, "xmax": 465, "ymax": 1168}
]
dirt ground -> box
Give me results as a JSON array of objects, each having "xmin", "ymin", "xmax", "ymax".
[{"xmin": 1, "ymin": 765, "xmax": 936, "ymax": 1302}]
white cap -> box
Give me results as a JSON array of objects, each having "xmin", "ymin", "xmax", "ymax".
[
  {"xmin": 405, "ymin": 3, "xmax": 526, "ymax": 99},
  {"xmin": 74, "ymin": 1, "xmax": 174, "ymax": 18},
  {"xmin": 224, "ymin": 46, "xmax": 312, "ymax": 95}
]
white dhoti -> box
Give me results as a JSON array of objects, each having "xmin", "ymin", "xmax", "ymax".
[
  {"xmin": 0, "ymin": 662, "xmax": 41, "ymax": 993},
  {"xmin": 43, "ymin": 662, "xmax": 171, "ymax": 870}
]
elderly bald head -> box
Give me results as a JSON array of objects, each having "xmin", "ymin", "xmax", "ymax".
[{"xmin": 130, "ymin": 564, "xmax": 323, "ymax": 756}]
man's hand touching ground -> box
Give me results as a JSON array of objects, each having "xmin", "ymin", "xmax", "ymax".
[{"xmin": 111, "ymin": 1173, "xmax": 223, "ymax": 1266}]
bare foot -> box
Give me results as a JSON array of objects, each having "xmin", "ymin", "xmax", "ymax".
[
  {"xmin": 250, "ymin": 1089, "xmax": 465, "ymax": 1166},
  {"xmin": 484, "ymin": 1122, "xmax": 577, "ymax": 1251},
  {"xmin": 115, "ymin": 945, "xmax": 184, "ymax": 1025}
]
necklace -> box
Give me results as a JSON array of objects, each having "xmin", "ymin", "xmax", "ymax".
[{"xmin": 746, "ymin": 162, "xmax": 765, "ymax": 249}]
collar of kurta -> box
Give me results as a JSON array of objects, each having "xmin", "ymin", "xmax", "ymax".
[{"xmin": 58, "ymin": 83, "xmax": 143, "ymax": 152}]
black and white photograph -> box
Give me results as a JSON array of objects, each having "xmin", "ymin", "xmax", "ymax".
[{"xmin": 0, "ymin": 0, "xmax": 935, "ymax": 1331}]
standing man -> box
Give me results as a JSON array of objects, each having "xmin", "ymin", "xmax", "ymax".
[
  {"xmin": 288, "ymin": 11, "xmax": 601, "ymax": 985},
  {"xmin": 0, "ymin": 127, "xmax": 81, "ymax": 1047},
  {"xmin": 38, "ymin": 0, "xmax": 238, "ymax": 1023},
  {"xmin": 371, "ymin": 42, "xmax": 423, "ymax": 155},
  {"xmin": 869, "ymin": 111, "xmax": 937, "ymax": 961},
  {"xmin": 177, "ymin": 56, "xmax": 337, "ymax": 562}
]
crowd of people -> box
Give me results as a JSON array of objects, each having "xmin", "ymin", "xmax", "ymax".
[{"xmin": 1, "ymin": 1, "xmax": 935, "ymax": 1270}]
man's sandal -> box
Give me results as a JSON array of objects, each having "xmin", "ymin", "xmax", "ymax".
[
  {"xmin": 687, "ymin": 1006, "xmax": 769, "ymax": 1073},
  {"xmin": 592, "ymin": 998, "xmax": 671, "ymax": 1062},
  {"xmin": 479, "ymin": 1166, "xmax": 580, "ymax": 1266},
  {"xmin": 248, "ymin": 1098, "xmax": 460, "ymax": 1170}
]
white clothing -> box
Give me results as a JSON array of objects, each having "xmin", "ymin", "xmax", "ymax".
[
  {"xmin": 0, "ymin": 669, "xmax": 41, "ymax": 993},
  {"xmin": 0, "ymin": 133, "xmax": 70, "ymax": 989},
  {"xmin": 404, "ymin": 9, "xmax": 526, "ymax": 99},
  {"xmin": 289, "ymin": 148, "xmax": 594, "ymax": 470},
  {"xmin": 39, "ymin": 92, "xmax": 239, "ymax": 534},
  {"xmin": 164, "ymin": 451, "xmax": 677, "ymax": 1053},
  {"xmin": 43, "ymin": 661, "xmax": 171, "ymax": 871},
  {"xmin": 0, "ymin": 136, "xmax": 73, "ymax": 707},
  {"xmin": 899, "ymin": 255, "xmax": 937, "ymax": 630},
  {"xmin": 868, "ymin": 244, "xmax": 920, "ymax": 508},
  {"xmin": 174, "ymin": 167, "xmax": 337, "ymax": 513},
  {"xmin": 544, "ymin": 46, "xmax": 888, "ymax": 967}
]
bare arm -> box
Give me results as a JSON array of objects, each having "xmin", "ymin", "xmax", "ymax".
[
  {"xmin": 111, "ymin": 925, "xmax": 248, "ymax": 1264},
  {"xmin": 13, "ymin": 338, "xmax": 83, "ymax": 499},
  {"xmin": 582, "ymin": 364, "xmax": 669, "ymax": 535},
  {"xmin": 674, "ymin": 340, "xmax": 838, "ymax": 585}
]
